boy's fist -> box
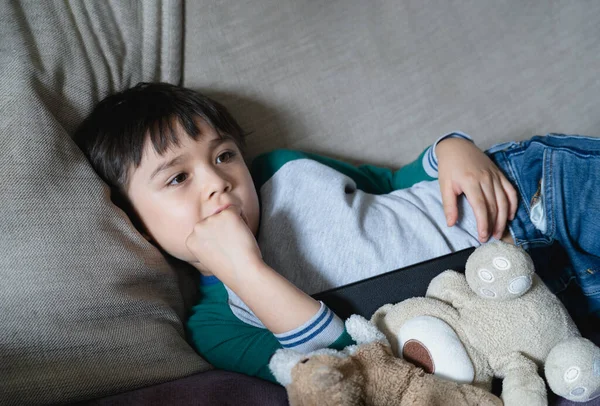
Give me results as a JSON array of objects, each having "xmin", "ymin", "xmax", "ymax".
[{"xmin": 185, "ymin": 205, "xmax": 262, "ymax": 282}]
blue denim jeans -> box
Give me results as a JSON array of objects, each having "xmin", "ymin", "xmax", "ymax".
[{"xmin": 486, "ymin": 134, "xmax": 600, "ymax": 324}]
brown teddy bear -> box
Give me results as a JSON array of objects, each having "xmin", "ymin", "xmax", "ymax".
[{"xmin": 269, "ymin": 314, "xmax": 502, "ymax": 406}]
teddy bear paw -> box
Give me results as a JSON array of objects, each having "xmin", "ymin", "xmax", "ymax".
[
  {"xmin": 545, "ymin": 337, "xmax": 600, "ymax": 402},
  {"xmin": 501, "ymin": 386, "xmax": 547, "ymax": 406}
]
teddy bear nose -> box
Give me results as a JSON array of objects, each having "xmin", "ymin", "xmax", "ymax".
[{"xmin": 403, "ymin": 340, "xmax": 435, "ymax": 374}]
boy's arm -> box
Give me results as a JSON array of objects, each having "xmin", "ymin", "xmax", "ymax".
[
  {"xmin": 188, "ymin": 281, "xmax": 354, "ymax": 383},
  {"xmin": 221, "ymin": 259, "xmax": 355, "ymax": 355},
  {"xmin": 251, "ymin": 132, "xmax": 473, "ymax": 194},
  {"xmin": 187, "ymin": 208, "xmax": 339, "ymax": 334},
  {"xmin": 185, "ymin": 209, "xmax": 355, "ymax": 382}
]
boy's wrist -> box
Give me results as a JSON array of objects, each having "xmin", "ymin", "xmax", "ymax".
[
  {"xmin": 243, "ymin": 257, "xmax": 269, "ymax": 276},
  {"xmin": 436, "ymin": 137, "xmax": 473, "ymax": 158},
  {"xmin": 219, "ymin": 257, "xmax": 269, "ymax": 291},
  {"xmin": 226, "ymin": 259, "xmax": 322, "ymax": 334}
]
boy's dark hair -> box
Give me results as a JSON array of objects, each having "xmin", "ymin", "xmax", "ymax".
[{"xmin": 74, "ymin": 82, "xmax": 247, "ymax": 192}]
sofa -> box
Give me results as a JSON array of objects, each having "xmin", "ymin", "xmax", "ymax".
[{"xmin": 1, "ymin": 1, "xmax": 599, "ymax": 405}]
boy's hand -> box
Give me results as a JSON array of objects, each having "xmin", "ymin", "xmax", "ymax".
[
  {"xmin": 185, "ymin": 205, "xmax": 262, "ymax": 285},
  {"xmin": 186, "ymin": 207, "xmax": 322, "ymax": 335},
  {"xmin": 436, "ymin": 138, "xmax": 518, "ymax": 242}
]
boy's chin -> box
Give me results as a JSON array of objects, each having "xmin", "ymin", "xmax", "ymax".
[{"xmin": 160, "ymin": 248, "xmax": 207, "ymax": 273}]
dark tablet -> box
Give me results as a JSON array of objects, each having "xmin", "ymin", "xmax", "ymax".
[{"xmin": 313, "ymin": 247, "xmax": 475, "ymax": 319}]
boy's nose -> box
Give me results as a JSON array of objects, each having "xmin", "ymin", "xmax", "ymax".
[
  {"xmin": 208, "ymin": 183, "xmax": 231, "ymax": 199},
  {"xmin": 202, "ymin": 171, "xmax": 232, "ymax": 200}
]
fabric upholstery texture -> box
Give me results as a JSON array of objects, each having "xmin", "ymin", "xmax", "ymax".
[
  {"xmin": 183, "ymin": 0, "xmax": 600, "ymax": 167},
  {"xmin": 79, "ymin": 370, "xmax": 288, "ymax": 406},
  {"xmin": 0, "ymin": 1, "xmax": 209, "ymax": 405}
]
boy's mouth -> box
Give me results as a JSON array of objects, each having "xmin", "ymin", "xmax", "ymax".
[
  {"xmin": 212, "ymin": 203, "xmax": 232, "ymax": 216},
  {"xmin": 211, "ymin": 204, "xmax": 248, "ymax": 226}
]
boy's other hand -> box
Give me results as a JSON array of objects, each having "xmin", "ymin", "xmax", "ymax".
[
  {"xmin": 185, "ymin": 206, "xmax": 263, "ymax": 284},
  {"xmin": 436, "ymin": 138, "xmax": 518, "ymax": 243}
]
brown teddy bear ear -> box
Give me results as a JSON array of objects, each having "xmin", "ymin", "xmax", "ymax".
[{"xmin": 312, "ymin": 365, "xmax": 344, "ymax": 388}]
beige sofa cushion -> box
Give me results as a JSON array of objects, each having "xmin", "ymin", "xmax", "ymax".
[{"xmin": 0, "ymin": 1, "xmax": 209, "ymax": 404}]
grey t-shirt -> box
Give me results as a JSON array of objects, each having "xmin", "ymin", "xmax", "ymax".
[
  {"xmin": 257, "ymin": 158, "xmax": 481, "ymax": 294},
  {"xmin": 224, "ymin": 156, "xmax": 481, "ymax": 328}
]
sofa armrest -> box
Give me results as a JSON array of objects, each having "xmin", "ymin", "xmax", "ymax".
[{"xmin": 76, "ymin": 370, "xmax": 287, "ymax": 406}]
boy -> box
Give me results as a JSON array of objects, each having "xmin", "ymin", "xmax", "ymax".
[{"xmin": 74, "ymin": 82, "xmax": 599, "ymax": 383}]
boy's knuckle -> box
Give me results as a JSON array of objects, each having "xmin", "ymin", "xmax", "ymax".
[
  {"xmin": 464, "ymin": 172, "xmax": 477, "ymax": 182},
  {"xmin": 473, "ymin": 196, "xmax": 486, "ymax": 207}
]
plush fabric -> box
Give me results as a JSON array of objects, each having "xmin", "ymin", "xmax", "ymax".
[{"xmin": 0, "ymin": 1, "xmax": 209, "ymax": 405}]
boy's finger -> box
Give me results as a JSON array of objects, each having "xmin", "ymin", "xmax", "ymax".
[
  {"xmin": 462, "ymin": 183, "xmax": 489, "ymax": 242},
  {"xmin": 500, "ymin": 176, "xmax": 519, "ymax": 220},
  {"xmin": 440, "ymin": 180, "xmax": 459, "ymax": 226},
  {"xmin": 480, "ymin": 180, "xmax": 497, "ymax": 239},
  {"xmin": 493, "ymin": 181, "xmax": 509, "ymax": 239}
]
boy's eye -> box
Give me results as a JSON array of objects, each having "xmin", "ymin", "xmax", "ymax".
[
  {"xmin": 216, "ymin": 151, "xmax": 236, "ymax": 164},
  {"xmin": 164, "ymin": 151, "xmax": 236, "ymax": 187},
  {"xmin": 167, "ymin": 173, "xmax": 188, "ymax": 186}
]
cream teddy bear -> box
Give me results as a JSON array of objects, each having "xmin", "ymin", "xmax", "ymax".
[{"xmin": 371, "ymin": 241, "xmax": 600, "ymax": 405}]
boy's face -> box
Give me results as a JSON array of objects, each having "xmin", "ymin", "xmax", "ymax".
[{"xmin": 125, "ymin": 118, "xmax": 260, "ymax": 269}]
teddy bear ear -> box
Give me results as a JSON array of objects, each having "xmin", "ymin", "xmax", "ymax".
[{"xmin": 269, "ymin": 348, "xmax": 305, "ymax": 386}]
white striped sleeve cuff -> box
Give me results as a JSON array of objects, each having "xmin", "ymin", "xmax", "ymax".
[
  {"xmin": 274, "ymin": 301, "xmax": 345, "ymax": 354},
  {"xmin": 422, "ymin": 131, "xmax": 474, "ymax": 178}
]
